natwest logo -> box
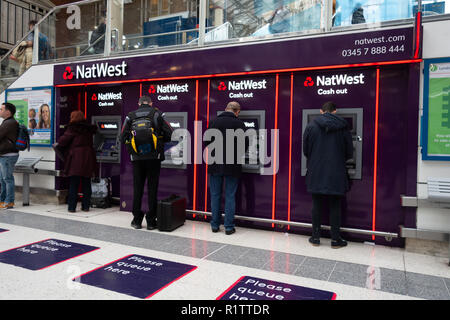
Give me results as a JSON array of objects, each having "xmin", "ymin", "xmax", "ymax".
[
  {"xmin": 307, "ymin": 73, "xmax": 366, "ymax": 96},
  {"xmin": 227, "ymin": 79, "xmax": 267, "ymax": 91},
  {"xmin": 304, "ymin": 77, "xmax": 314, "ymax": 87},
  {"xmin": 155, "ymin": 83, "xmax": 189, "ymax": 94},
  {"xmin": 97, "ymin": 92, "xmax": 122, "ymax": 100},
  {"xmin": 316, "ymin": 73, "xmax": 365, "ymax": 86},
  {"xmin": 64, "ymin": 61, "xmax": 127, "ymax": 80},
  {"xmin": 218, "ymin": 82, "xmax": 227, "ymax": 91},
  {"xmin": 63, "ymin": 66, "xmax": 74, "ymax": 80}
]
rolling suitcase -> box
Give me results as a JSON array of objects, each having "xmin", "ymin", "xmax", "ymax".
[{"xmin": 157, "ymin": 194, "xmax": 186, "ymax": 231}]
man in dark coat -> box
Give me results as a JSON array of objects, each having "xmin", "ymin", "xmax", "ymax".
[
  {"xmin": 56, "ymin": 110, "xmax": 98, "ymax": 213},
  {"xmin": 120, "ymin": 95, "xmax": 173, "ymax": 230},
  {"xmin": 0, "ymin": 103, "xmax": 19, "ymax": 209},
  {"xmin": 205, "ymin": 101, "xmax": 246, "ymax": 235},
  {"xmin": 303, "ymin": 101, "xmax": 353, "ymax": 248}
]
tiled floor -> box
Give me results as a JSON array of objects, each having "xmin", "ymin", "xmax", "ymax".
[{"xmin": 0, "ymin": 203, "xmax": 449, "ymax": 300}]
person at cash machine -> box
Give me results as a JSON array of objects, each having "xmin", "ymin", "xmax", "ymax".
[
  {"xmin": 120, "ymin": 95, "xmax": 173, "ymax": 230},
  {"xmin": 204, "ymin": 101, "xmax": 247, "ymax": 235},
  {"xmin": 55, "ymin": 110, "xmax": 98, "ymax": 213},
  {"xmin": 302, "ymin": 101, "xmax": 353, "ymax": 249}
]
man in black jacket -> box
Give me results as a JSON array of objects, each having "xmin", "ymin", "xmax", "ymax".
[
  {"xmin": 120, "ymin": 95, "xmax": 173, "ymax": 230},
  {"xmin": 205, "ymin": 101, "xmax": 246, "ymax": 235},
  {"xmin": 0, "ymin": 103, "xmax": 19, "ymax": 209},
  {"xmin": 303, "ymin": 101, "xmax": 353, "ymax": 248}
]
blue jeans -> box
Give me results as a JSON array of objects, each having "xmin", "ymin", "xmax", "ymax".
[
  {"xmin": 0, "ymin": 155, "xmax": 19, "ymax": 203},
  {"xmin": 209, "ymin": 173, "xmax": 239, "ymax": 231}
]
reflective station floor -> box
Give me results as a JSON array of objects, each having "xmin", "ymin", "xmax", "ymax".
[{"xmin": 0, "ymin": 203, "xmax": 449, "ymax": 300}]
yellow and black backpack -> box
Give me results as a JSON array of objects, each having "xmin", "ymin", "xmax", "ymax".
[{"xmin": 129, "ymin": 108, "xmax": 160, "ymax": 156}]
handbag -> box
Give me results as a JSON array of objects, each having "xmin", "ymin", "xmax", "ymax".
[{"xmin": 9, "ymin": 41, "xmax": 27, "ymax": 64}]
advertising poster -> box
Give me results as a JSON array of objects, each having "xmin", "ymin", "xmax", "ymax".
[
  {"xmin": 6, "ymin": 86, "xmax": 54, "ymax": 146},
  {"xmin": 423, "ymin": 59, "xmax": 450, "ymax": 160}
]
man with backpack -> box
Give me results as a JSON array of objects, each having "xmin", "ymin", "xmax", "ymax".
[
  {"xmin": 0, "ymin": 103, "xmax": 20, "ymax": 209},
  {"xmin": 120, "ymin": 95, "xmax": 173, "ymax": 230}
]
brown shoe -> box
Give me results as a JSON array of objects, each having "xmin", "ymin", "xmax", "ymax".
[{"xmin": 1, "ymin": 202, "xmax": 14, "ymax": 209}]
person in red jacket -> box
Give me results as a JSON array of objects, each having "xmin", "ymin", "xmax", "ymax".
[{"xmin": 56, "ymin": 110, "xmax": 97, "ymax": 212}]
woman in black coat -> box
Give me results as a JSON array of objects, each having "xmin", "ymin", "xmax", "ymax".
[
  {"xmin": 302, "ymin": 101, "xmax": 353, "ymax": 248},
  {"xmin": 56, "ymin": 110, "xmax": 98, "ymax": 212}
]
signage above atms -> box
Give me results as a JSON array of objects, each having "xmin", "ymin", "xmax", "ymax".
[
  {"xmin": 87, "ymin": 86, "xmax": 123, "ymax": 112},
  {"xmin": 54, "ymin": 27, "xmax": 415, "ymax": 87},
  {"xmin": 62, "ymin": 61, "xmax": 127, "ymax": 81}
]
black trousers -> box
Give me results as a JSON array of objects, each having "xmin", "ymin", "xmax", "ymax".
[
  {"xmin": 132, "ymin": 159, "xmax": 161, "ymax": 222},
  {"xmin": 311, "ymin": 193, "xmax": 342, "ymax": 240},
  {"xmin": 68, "ymin": 176, "xmax": 92, "ymax": 211}
]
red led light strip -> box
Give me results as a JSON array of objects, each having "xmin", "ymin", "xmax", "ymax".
[
  {"xmin": 414, "ymin": 11, "xmax": 422, "ymax": 59},
  {"xmin": 271, "ymin": 74, "xmax": 279, "ymax": 228},
  {"xmin": 287, "ymin": 73, "xmax": 294, "ymax": 230},
  {"xmin": 192, "ymin": 80, "xmax": 199, "ymax": 215},
  {"xmin": 372, "ymin": 68, "xmax": 380, "ymax": 241},
  {"xmin": 204, "ymin": 80, "xmax": 210, "ymax": 216}
]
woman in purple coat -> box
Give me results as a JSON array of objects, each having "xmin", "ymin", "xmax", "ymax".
[{"xmin": 57, "ymin": 110, "xmax": 97, "ymax": 212}]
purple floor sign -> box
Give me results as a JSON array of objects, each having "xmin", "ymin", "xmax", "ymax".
[
  {"xmin": 73, "ymin": 254, "xmax": 197, "ymax": 299},
  {"xmin": 0, "ymin": 238, "xmax": 99, "ymax": 271},
  {"xmin": 217, "ymin": 276, "xmax": 336, "ymax": 300}
]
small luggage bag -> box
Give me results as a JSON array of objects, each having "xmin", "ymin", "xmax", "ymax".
[
  {"xmin": 90, "ymin": 177, "xmax": 111, "ymax": 209},
  {"xmin": 157, "ymin": 194, "xmax": 186, "ymax": 231}
]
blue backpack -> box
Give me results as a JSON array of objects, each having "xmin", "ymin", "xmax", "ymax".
[{"xmin": 16, "ymin": 123, "xmax": 30, "ymax": 151}]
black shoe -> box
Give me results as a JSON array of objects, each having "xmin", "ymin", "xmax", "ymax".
[
  {"xmin": 68, "ymin": 209, "xmax": 76, "ymax": 213},
  {"xmin": 331, "ymin": 238, "xmax": 348, "ymax": 249},
  {"xmin": 308, "ymin": 236, "xmax": 320, "ymax": 246},
  {"xmin": 225, "ymin": 228, "xmax": 236, "ymax": 235},
  {"xmin": 146, "ymin": 222, "xmax": 157, "ymax": 230},
  {"xmin": 211, "ymin": 227, "xmax": 219, "ymax": 233},
  {"xmin": 131, "ymin": 217, "xmax": 142, "ymax": 229},
  {"xmin": 82, "ymin": 207, "xmax": 90, "ymax": 212},
  {"xmin": 146, "ymin": 217, "xmax": 157, "ymax": 230}
]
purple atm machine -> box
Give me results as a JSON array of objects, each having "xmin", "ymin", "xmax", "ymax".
[{"xmin": 53, "ymin": 25, "xmax": 420, "ymax": 247}]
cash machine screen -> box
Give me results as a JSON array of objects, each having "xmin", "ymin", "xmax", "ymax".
[
  {"xmin": 92, "ymin": 116, "xmax": 121, "ymax": 163},
  {"xmin": 161, "ymin": 113, "xmax": 187, "ymax": 169},
  {"xmin": 97, "ymin": 138, "xmax": 118, "ymax": 156},
  {"xmin": 241, "ymin": 117, "xmax": 260, "ymax": 166}
]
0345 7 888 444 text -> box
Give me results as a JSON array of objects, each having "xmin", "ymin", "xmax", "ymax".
[{"xmin": 342, "ymin": 45, "xmax": 405, "ymax": 57}]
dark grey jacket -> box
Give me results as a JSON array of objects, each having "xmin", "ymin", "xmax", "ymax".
[
  {"xmin": 303, "ymin": 112, "xmax": 353, "ymax": 195},
  {"xmin": 205, "ymin": 111, "xmax": 247, "ymax": 178},
  {"xmin": 0, "ymin": 117, "xmax": 19, "ymax": 155}
]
